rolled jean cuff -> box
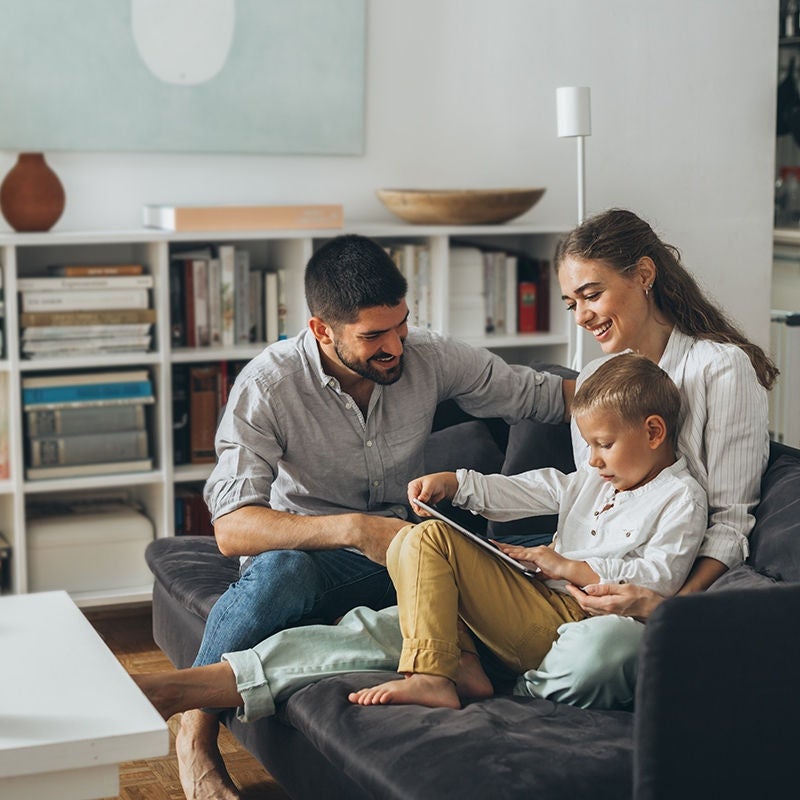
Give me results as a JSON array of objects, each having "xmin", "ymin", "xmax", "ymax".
[
  {"xmin": 222, "ymin": 648, "xmax": 277, "ymax": 722},
  {"xmin": 398, "ymin": 637, "xmax": 461, "ymax": 681}
]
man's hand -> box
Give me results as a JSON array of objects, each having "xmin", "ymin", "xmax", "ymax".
[
  {"xmin": 564, "ymin": 582, "xmax": 665, "ymax": 621},
  {"xmin": 344, "ymin": 513, "xmax": 408, "ymax": 565}
]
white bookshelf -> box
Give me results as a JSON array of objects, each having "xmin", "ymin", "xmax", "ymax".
[{"xmin": 0, "ymin": 222, "xmax": 572, "ymax": 606}]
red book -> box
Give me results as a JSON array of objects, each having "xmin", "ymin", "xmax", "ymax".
[{"xmin": 518, "ymin": 282, "xmax": 538, "ymax": 332}]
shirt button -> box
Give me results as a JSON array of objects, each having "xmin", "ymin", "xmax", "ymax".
[
  {"xmin": 366, "ymin": 440, "xmax": 373, "ymax": 447},
  {"xmin": 373, "ymin": 480, "xmax": 380, "ymax": 486},
  {"xmin": 345, "ymin": 403, "xmax": 352, "ymax": 409},
  {"xmin": 590, "ymin": 530, "xmax": 597, "ymax": 536}
]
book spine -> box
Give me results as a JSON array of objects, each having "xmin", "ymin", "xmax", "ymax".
[
  {"xmin": 169, "ymin": 262, "xmax": 186, "ymax": 347},
  {"xmin": 26, "ymin": 403, "xmax": 147, "ymax": 437},
  {"xmin": 189, "ymin": 365, "xmax": 220, "ymax": 463},
  {"xmin": 23, "ymin": 380, "xmax": 154, "ymax": 406},
  {"xmin": 19, "ymin": 309, "xmax": 157, "ymax": 327},
  {"xmin": 277, "ymin": 269, "xmax": 288, "ymax": 340},
  {"xmin": 17, "ymin": 275, "xmax": 154, "ymax": 291},
  {"xmin": 28, "ymin": 430, "xmax": 149, "ymax": 467},
  {"xmin": 264, "ymin": 271, "xmax": 279, "ymax": 342},
  {"xmin": 0, "ymin": 373, "xmax": 8, "ymax": 480},
  {"xmin": 249, "ymin": 270, "xmax": 264, "ymax": 342},
  {"xmin": 207, "ymin": 257, "xmax": 222, "ymax": 346},
  {"xmin": 218, "ymin": 245, "xmax": 236, "ymax": 346},
  {"xmin": 518, "ymin": 281, "xmax": 538, "ymax": 333},
  {"xmin": 234, "ymin": 250, "xmax": 251, "ymax": 344},
  {"xmin": 25, "ymin": 457, "xmax": 153, "ymax": 480},
  {"xmin": 505, "ymin": 255, "xmax": 518, "ymax": 337},
  {"xmin": 172, "ymin": 365, "xmax": 190, "ymax": 465},
  {"xmin": 20, "ymin": 288, "xmax": 150, "ymax": 312},
  {"xmin": 48, "ymin": 264, "xmax": 144, "ymax": 276},
  {"xmin": 536, "ymin": 259, "xmax": 551, "ymax": 332},
  {"xmin": 192, "ymin": 259, "xmax": 210, "ymax": 347}
]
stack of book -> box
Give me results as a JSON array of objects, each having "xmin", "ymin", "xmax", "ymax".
[
  {"xmin": 22, "ymin": 369, "xmax": 155, "ymax": 480},
  {"xmin": 170, "ymin": 245, "xmax": 285, "ymax": 349},
  {"xmin": 17, "ymin": 264, "xmax": 155, "ymax": 359},
  {"xmin": 447, "ymin": 246, "xmax": 550, "ymax": 338}
]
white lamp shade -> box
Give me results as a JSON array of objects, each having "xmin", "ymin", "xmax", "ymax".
[{"xmin": 556, "ymin": 86, "xmax": 591, "ymax": 138}]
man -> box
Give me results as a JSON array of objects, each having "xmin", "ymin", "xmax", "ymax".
[{"xmin": 178, "ymin": 234, "xmax": 573, "ymax": 799}]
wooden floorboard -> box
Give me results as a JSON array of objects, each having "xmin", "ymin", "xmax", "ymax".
[{"xmin": 84, "ymin": 604, "xmax": 291, "ymax": 800}]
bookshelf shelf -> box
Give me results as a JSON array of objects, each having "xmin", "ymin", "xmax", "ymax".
[{"xmin": 0, "ymin": 221, "xmax": 572, "ymax": 606}]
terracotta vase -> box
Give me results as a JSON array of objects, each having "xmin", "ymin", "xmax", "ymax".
[{"xmin": 0, "ymin": 152, "xmax": 66, "ymax": 232}]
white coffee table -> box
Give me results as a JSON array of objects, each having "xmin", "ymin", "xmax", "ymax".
[{"xmin": 0, "ymin": 591, "xmax": 169, "ymax": 799}]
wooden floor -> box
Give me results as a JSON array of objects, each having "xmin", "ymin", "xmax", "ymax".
[{"xmin": 84, "ymin": 604, "xmax": 291, "ymax": 800}]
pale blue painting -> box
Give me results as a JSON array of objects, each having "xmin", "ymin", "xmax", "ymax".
[{"xmin": 0, "ymin": 0, "xmax": 365, "ymax": 154}]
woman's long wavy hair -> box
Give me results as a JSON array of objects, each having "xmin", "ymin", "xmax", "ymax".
[{"xmin": 554, "ymin": 208, "xmax": 778, "ymax": 390}]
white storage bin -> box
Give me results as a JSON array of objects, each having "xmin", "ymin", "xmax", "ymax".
[{"xmin": 27, "ymin": 503, "xmax": 154, "ymax": 593}]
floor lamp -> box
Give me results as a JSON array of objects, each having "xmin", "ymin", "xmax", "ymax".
[{"xmin": 557, "ymin": 85, "xmax": 592, "ymax": 369}]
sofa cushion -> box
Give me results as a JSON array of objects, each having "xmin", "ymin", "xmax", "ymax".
[
  {"xmin": 283, "ymin": 672, "xmax": 633, "ymax": 800},
  {"xmin": 145, "ymin": 535, "xmax": 239, "ymax": 619},
  {"xmin": 708, "ymin": 563, "xmax": 778, "ymax": 592},
  {"xmin": 747, "ymin": 454, "xmax": 800, "ymax": 582}
]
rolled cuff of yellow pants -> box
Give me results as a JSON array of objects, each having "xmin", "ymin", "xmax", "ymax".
[{"xmin": 398, "ymin": 637, "xmax": 461, "ymax": 681}]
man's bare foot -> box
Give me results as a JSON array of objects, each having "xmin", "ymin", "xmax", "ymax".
[
  {"xmin": 175, "ymin": 709, "xmax": 240, "ymax": 800},
  {"xmin": 348, "ymin": 673, "xmax": 461, "ymax": 709},
  {"xmin": 454, "ymin": 650, "xmax": 493, "ymax": 700}
]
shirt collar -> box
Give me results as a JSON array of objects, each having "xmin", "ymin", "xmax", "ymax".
[{"xmin": 301, "ymin": 328, "xmax": 340, "ymax": 390}]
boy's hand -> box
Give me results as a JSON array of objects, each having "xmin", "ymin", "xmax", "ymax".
[
  {"xmin": 407, "ymin": 472, "xmax": 458, "ymax": 514},
  {"xmin": 494, "ymin": 543, "xmax": 568, "ymax": 579}
]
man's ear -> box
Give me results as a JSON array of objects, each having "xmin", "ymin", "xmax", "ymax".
[
  {"xmin": 309, "ymin": 316, "xmax": 334, "ymax": 345},
  {"xmin": 645, "ymin": 414, "xmax": 667, "ymax": 449}
]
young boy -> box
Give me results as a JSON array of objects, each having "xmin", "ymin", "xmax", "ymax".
[
  {"xmin": 135, "ymin": 354, "xmax": 706, "ymax": 719},
  {"xmin": 349, "ymin": 353, "xmax": 707, "ymax": 708}
]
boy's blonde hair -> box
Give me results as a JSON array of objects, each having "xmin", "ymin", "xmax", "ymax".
[{"xmin": 572, "ymin": 353, "xmax": 681, "ymax": 450}]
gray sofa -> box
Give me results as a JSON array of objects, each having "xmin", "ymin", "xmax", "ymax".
[{"xmin": 146, "ymin": 385, "xmax": 800, "ymax": 799}]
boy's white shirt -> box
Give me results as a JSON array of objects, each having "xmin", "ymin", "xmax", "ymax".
[{"xmin": 453, "ymin": 456, "xmax": 707, "ymax": 597}]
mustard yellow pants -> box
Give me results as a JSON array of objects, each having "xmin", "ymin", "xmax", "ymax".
[{"xmin": 387, "ymin": 520, "xmax": 586, "ymax": 682}]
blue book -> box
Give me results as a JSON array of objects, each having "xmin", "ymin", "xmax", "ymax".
[{"xmin": 23, "ymin": 380, "xmax": 153, "ymax": 407}]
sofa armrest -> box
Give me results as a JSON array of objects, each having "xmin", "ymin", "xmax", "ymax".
[{"xmin": 633, "ymin": 583, "xmax": 800, "ymax": 799}]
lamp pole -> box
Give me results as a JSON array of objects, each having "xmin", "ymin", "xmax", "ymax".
[{"xmin": 556, "ymin": 86, "xmax": 592, "ymax": 368}]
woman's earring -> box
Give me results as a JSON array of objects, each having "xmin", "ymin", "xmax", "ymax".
[{"xmin": 645, "ymin": 282, "xmax": 654, "ymax": 297}]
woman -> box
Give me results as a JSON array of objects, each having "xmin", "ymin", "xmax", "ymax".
[
  {"xmin": 521, "ymin": 207, "xmax": 776, "ymax": 709},
  {"xmin": 136, "ymin": 208, "xmax": 776, "ymax": 731}
]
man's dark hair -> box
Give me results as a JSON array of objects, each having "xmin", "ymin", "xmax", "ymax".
[{"xmin": 305, "ymin": 234, "xmax": 407, "ymax": 326}]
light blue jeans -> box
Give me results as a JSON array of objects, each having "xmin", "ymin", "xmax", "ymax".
[
  {"xmin": 222, "ymin": 604, "xmax": 645, "ymax": 721},
  {"xmin": 193, "ymin": 547, "xmax": 396, "ymax": 668}
]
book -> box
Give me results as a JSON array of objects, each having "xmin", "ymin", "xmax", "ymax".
[
  {"xmin": 28, "ymin": 429, "xmax": 150, "ymax": 468},
  {"xmin": 249, "ymin": 269, "xmax": 264, "ymax": 342},
  {"xmin": 505, "ymin": 255, "xmax": 518, "ymax": 338},
  {"xmin": 175, "ymin": 485, "xmax": 214, "ymax": 536},
  {"xmin": 22, "ymin": 336, "xmax": 151, "ymax": 355},
  {"xmin": 21, "ymin": 323, "xmax": 152, "ymax": 340},
  {"xmin": 217, "ymin": 244, "xmax": 236, "ymax": 346},
  {"xmin": 518, "ymin": 281, "xmax": 538, "ymax": 333},
  {"xmin": 26, "ymin": 402, "xmax": 148, "ymax": 437},
  {"xmin": 46, "ymin": 263, "xmax": 145, "ymax": 276},
  {"xmin": 169, "ymin": 261, "xmax": 186, "ymax": 347},
  {"xmin": 19, "ymin": 308, "xmax": 157, "ymax": 327},
  {"xmin": 172, "ymin": 365, "xmax": 190, "ymax": 465},
  {"xmin": 191, "ymin": 258, "xmax": 210, "ymax": 347},
  {"xmin": 234, "ymin": 249, "xmax": 251, "ymax": 344},
  {"xmin": 16, "ymin": 275, "xmax": 154, "ymax": 291},
  {"xmin": 0, "ymin": 531, "xmax": 10, "ymax": 592},
  {"xmin": 143, "ymin": 203, "xmax": 344, "ymax": 232},
  {"xmin": 264, "ymin": 271, "xmax": 280, "ymax": 342},
  {"xmin": 20, "ymin": 288, "xmax": 150, "ymax": 312},
  {"xmin": 25, "ymin": 457, "xmax": 153, "ymax": 480},
  {"xmin": 189, "ymin": 365, "xmax": 220, "ymax": 463},
  {"xmin": 22, "ymin": 371, "xmax": 154, "ymax": 408},
  {"xmin": 207, "ymin": 256, "xmax": 222, "ymax": 346},
  {"xmin": 0, "ymin": 373, "xmax": 8, "ymax": 480},
  {"xmin": 276, "ymin": 269, "xmax": 288, "ymax": 340}
]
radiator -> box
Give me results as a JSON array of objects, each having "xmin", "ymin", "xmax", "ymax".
[{"xmin": 770, "ymin": 310, "xmax": 800, "ymax": 448}]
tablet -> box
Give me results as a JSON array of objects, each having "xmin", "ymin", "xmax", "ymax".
[{"xmin": 413, "ymin": 500, "xmax": 540, "ymax": 578}]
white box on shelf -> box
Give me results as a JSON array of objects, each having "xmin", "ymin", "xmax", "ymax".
[{"xmin": 27, "ymin": 503, "xmax": 154, "ymax": 593}]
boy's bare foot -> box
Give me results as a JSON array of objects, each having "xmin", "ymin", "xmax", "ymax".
[
  {"xmin": 176, "ymin": 709, "xmax": 241, "ymax": 800},
  {"xmin": 348, "ymin": 673, "xmax": 461, "ymax": 709},
  {"xmin": 454, "ymin": 650, "xmax": 493, "ymax": 700}
]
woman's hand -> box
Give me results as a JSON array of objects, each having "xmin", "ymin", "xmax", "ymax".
[
  {"xmin": 564, "ymin": 582, "xmax": 665, "ymax": 621},
  {"xmin": 407, "ymin": 472, "xmax": 458, "ymax": 514}
]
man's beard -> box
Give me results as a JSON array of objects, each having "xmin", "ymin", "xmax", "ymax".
[{"xmin": 334, "ymin": 342, "xmax": 404, "ymax": 385}]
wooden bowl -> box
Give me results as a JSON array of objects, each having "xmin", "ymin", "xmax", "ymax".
[{"xmin": 376, "ymin": 188, "xmax": 546, "ymax": 225}]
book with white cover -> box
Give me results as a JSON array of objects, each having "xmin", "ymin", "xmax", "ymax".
[
  {"xmin": 20, "ymin": 288, "xmax": 150, "ymax": 312},
  {"xmin": 264, "ymin": 271, "xmax": 280, "ymax": 342},
  {"xmin": 28, "ymin": 429, "xmax": 149, "ymax": 467},
  {"xmin": 16, "ymin": 275, "xmax": 154, "ymax": 291},
  {"xmin": 217, "ymin": 244, "xmax": 236, "ymax": 346}
]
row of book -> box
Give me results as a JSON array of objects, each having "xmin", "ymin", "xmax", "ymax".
[
  {"xmin": 17, "ymin": 263, "xmax": 155, "ymax": 359},
  {"xmin": 172, "ymin": 361, "xmax": 246, "ymax": 466},
  {"xmin": 387, "ymin": 243, "xmax": 432, "ymax": 329},
  {"xmin": 449, "ymin": 246, "xmax": 550, "ymax": 338},
  {"xmin": 170, "ymin": 244, "xmax": 287, "ymax": 349},
  {"xmin": 22, "ymin": 369, "xmax": 155, "ymax": 480}
]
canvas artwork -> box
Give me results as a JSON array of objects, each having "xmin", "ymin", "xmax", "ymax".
[{"xmin": 0, "ymin": 0, "xmax": 366, "ymax": 154}]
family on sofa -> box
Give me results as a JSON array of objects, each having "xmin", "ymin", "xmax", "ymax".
[{"xmin": 138, "ymin": 209, "xmax": 777, "ymax": 800}]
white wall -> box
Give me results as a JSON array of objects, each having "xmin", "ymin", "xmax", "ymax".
[{"xmin": 0, "ymin": 0, "xmax": 779, "ymax": 346}]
